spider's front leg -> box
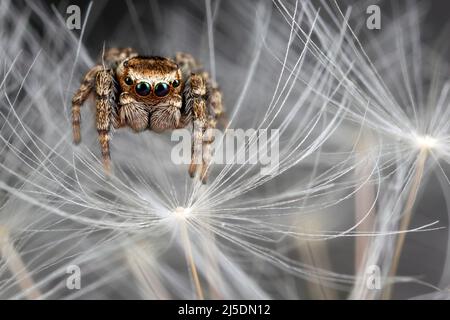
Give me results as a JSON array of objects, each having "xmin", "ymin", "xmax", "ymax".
[
  {"xmin": 177, "ymin": 53, "xmax": 224, "ymax": 183},
  {"xmin": 95, "ymin": 69, "xmax": 115, "ymax": 173},
  {"xmin": 72, "ymin": 47, "xmax": 137, "ymax": 145},
  {"xmin": 187, "ymin": 74, "xmax": 214, "ymax": 184},
  {"xmin": 72, "ymin": 65, "xmax": 103, "ymax": 143}
]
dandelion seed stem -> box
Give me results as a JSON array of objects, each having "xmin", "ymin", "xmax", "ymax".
[
  {"xmin": 297, "ymin": 219, "xmax": 336, "ymax": 299},
  {"xmin": 0, "ymin": 226, "xmax": 42, "ymax": 299},
  {"xmin": 382, "ymin": 149, "xmax": 428, "ymax": 299},
  {"xmin": 203, "ymin": 231, "xmax": 223, "ymax": 299},
  {"xmin": 351, "ymin": 135, "xmax": 376, "ymax": 299},
  {"xmin": 179, "ymin": 217, "xmax": 204, "ymax": 300}
]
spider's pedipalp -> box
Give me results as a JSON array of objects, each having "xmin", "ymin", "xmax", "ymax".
[{"xmin": 118, "ymin": 92, "xmax": 149, "ymax": 132}]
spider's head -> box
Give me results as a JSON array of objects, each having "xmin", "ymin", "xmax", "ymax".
[{"xmin": 116, "ymin": 56, "xmax": 183, "ymax": 131}]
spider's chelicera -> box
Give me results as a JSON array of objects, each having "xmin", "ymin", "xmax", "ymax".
[{"xmin": 72, "ymin": 48, "xmax": 224, "ymax": 183}]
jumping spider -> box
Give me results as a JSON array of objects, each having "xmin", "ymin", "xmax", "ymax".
[{"xmin": 72, "ymin": 48, "xmax": 224, "ymax": 183}]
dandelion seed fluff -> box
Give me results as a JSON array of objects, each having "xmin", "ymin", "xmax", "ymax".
[{"xmin": 0, "ymin": 0, "xmax": 448, "ymax": 300}]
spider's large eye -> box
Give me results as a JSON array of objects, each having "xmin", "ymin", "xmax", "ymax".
[
  {"xmin": 135, "ymin": 82, "xmax": 151, "ymax": 96},
  {"xmin": 154, "ymin": 82, "xmax": 170, "ymax": 97}
]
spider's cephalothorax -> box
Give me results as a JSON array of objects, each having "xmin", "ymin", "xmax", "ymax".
[{"xmin": 72, "ymin": 48, "xmax": 224, "ymax": 183}]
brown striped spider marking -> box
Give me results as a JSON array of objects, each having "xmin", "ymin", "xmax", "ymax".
[{"xmin": 72, "ymin": 48, "xmax": 224, "ymax": 183}]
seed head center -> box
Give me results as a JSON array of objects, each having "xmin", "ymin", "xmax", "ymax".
[
  {"xmin": 415, "ymin": 134, "xmax": 437, "ymax": 151},
  {"xmin": 173, "ymin": 206, "xmax": 192, "ymax": 220}
]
